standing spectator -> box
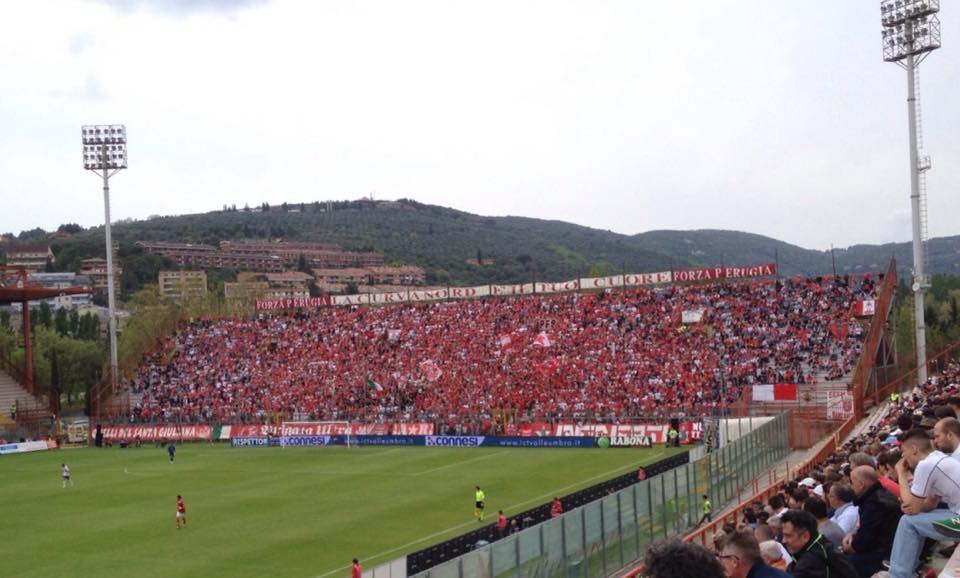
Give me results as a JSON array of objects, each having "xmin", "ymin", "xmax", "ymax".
[
  {"xmin": 802, "ymin": 495, "xmax": 845, "ymax": 551},
  {"xmin": 889, "ymin": 429, "xmax": 960, "ymax": 577},
  {"xmin": 550, "ymin": 497, "xmax": 563, "ymax": 518},
  {"xmin": 716, "ymin": 529, "xmax": 790, "ymax": 578},
  {"xmin": 828, "ymin": 483, "xmax": 859, "ymax": 535},
  {"xmin": 496, "ymin": 510, "xmax": 508, "ymax": 538},
  {"xmin": 639, "ymin": 539, "xmax": 725, "ymax": 578},
  {"xmin": 842, "ymin": 466, "xmax": 901, "ymax": 578},
  {"xmin": 780, "ymin": 510, "xmax": 858, "ymax": 578}
]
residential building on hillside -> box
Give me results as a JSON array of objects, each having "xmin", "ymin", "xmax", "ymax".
[
  {"xmin": 27, "ymin": 273, "xmax": 93, "ymax": 310},
  {"xmin": 219, "ymin": 240, "xmax": 341, "ymax": 260},
  {"xmin": 307, "ymin": 250, "xmax": 384, "ymax": 269},
  {"xmin": 136, "ymin": 241, "xmax": 284, "ymax": 272},
  {"xmin": 312, "ymin": 265, "xmax": 425, "ymax": 286},
  {"xmin": 158, "ymin": 270, "xmax": 208, "ymax": 302},
  {"xmin": 224, "ymin": 281, "xmax": 269, "ymax": 308},
  {"xmin": 233, "ymin": 271, "xmax": 313, "ymax": 302},
  {"xmin": 6, "ymin": 244, "xmax": 54, "ymax": 272},
  {"xmin": 80, "ymin": 258, "xmax": 123, "ymax": 298}
]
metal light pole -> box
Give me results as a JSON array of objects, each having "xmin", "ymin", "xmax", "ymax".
[
  {"xmin": 881, "ymin": 0, "xmax": 941, "ymax": 385},
  {"xmin": 82, "ymin": 125, "xmax": 128, "ymax": 392}
]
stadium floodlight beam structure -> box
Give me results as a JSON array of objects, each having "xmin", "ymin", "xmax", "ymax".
[
  {"xmin": 881, "ymin": 0, "xmax": 941, "ymax": 385},
  {"xmin": 82, "ymin": 124, "xmax": 128, "ymax": 393}
]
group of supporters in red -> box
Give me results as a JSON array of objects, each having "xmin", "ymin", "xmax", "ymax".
[
  {"xmin": 124, "ymin": 275, "xmax": 876, "ymax": 428},
  {"xmin": 638, "ymin": 359, "xmax": 960, "ymax": 578}
]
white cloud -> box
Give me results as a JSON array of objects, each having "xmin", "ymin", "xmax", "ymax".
[{"xmin": 0, "ymin": 0, "xmax": 957, "ymax": 251}]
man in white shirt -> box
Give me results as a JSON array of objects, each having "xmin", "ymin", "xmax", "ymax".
[
  {"xmin": 828, "ymin": 483, "xmax": 859, "ymax": 535},
  {"xmin": 888, "ymin": 428, "xmax": 960, "ymax": 578},
  {"xmin": 61, "ymin": 463, "xmax": 72, "ymax": 488}
]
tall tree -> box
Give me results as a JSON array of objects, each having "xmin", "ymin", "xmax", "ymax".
[{"xmin": 54, "ymin": 306, "xmax": 69, "ymax": 336}]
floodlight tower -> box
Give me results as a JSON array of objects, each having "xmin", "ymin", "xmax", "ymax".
[
  {"xmin": 881, "ymin": 0, "xmax": 941, "ymax": 385},
  {"xmin": 82, "ymin": 124, "xmax": 128, "ymax": 392}
]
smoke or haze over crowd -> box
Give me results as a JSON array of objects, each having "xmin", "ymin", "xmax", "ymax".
[{"xmin": 1, "ymin": 0, "xmax": 957, "ymax": 249}]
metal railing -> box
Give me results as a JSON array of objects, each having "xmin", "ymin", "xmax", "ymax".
[{"xmin": 410, "ymin": 415, "xmax": 790, "ymax": 578}]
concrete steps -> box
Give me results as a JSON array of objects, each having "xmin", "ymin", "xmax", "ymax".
[{"xmin": 0, "ymin": 369, "xmax": 47, "ymax": 417}]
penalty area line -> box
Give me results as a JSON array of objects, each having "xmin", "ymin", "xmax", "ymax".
[{"xmin": 311, "ymin": 450, "xmax": 663, "ymax": 578}]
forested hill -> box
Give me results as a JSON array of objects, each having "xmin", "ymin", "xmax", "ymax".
[
  {"xmin": 635, "ymin": 229, "xmax": 960, "ymax": 278},
  {"xmin": 63, "ymin": 199, "xmax": 685, "ymax": 287},
  {"xmin": 11, "ymin": 199, "xmax": 960, "ymax": 289}
]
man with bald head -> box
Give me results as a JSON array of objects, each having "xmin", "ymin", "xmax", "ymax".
[
  {"xmin": 933, "ymin": 417, "xmax": 960, "ymax": 457},
  {"xmin": 888, "ymin": 428, "xmax": 960, "ymax": 578},
  {"xmin": 841, "ymin": 465, "xmax": 900, "ymax": 577}
]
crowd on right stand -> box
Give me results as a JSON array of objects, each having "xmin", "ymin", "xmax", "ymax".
[{"xmin": 639, "ymin": 358, "xmax": 960, "ymax": 578}]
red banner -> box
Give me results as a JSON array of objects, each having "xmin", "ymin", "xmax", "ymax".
[
  {"xmin": 255, "ymin": 296, "xmax": 332, "ymax": 311},
  {"xmin": 101, "ymin": 425, "xmax": 213, "ymax": 441}
]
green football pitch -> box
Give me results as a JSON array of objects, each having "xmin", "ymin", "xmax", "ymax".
[{"xmin": 4, "ymin": 444, "xmax": 681, "ymax": 578}]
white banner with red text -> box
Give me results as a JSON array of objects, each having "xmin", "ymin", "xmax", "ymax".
[{"xmin": 255, "ymin": 263, "xmax": 777, "ymax": 310}]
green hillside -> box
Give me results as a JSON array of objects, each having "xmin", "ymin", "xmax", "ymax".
[{"xmin": 7, "ymin": 199, "xmax": 959, "ymax": 293}]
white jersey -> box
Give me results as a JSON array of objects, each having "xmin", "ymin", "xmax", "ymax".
[
  {"xmin": 62, "ymin": 465, "xmax": 70, "ymax": 478},
  {"xmin": 912, "ymin": 450, "xmax": 960, "ymax": 513}
]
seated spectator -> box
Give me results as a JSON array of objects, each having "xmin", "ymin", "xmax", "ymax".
[
  {"xmin": 780, "ymin": 510, "xmax": 858, "ymax": 578},
  {"xmin": 876, "ymin": 448, "xmax": 902, "ymax": 498},
  {"xmin": 802, "ymin": 495, "xmax": 845, "ymax": 552},
  {"xmin": 754, "ymin": 523, "xmax": 792, "ymax": 567},
  {"xmin": 848, "ymin": 452, "xmax": 876, "ymax": 468},
  {"xmin": 759, "ymin": 540, "xmax": 790, "ymax": 572},
  {"xmin": 933, "ymin": 417, "xmax": 960, "ymax": 458},
  {"xmin": 640, "ymin": 539, "xmax": 725, "ymax": 578},
  {"xmin": 842, "ymin": 465, "xmax": 901, "ymax": 578},
  {"xmin": 716, "ymin": 529, "xmax": 790, "ymax": 578},
  {"xmin": 768, "ymin": 495, "xmax": 787, "ymax": 518},
  {"xmin": 828, "ymin": 483, "xmax": 859, "ymax": 535},
  {"xmin": 889, "ymin": 428, "xmax": 960, "ymax": 577}
]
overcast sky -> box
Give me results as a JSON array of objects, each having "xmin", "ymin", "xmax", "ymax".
[{"xmin": 1, "ymin": 0, "xmax": 957, "ymax": 250}]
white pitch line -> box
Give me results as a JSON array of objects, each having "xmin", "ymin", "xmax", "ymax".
[
  {"xmin": 311, "ymin": 451, "xmax": 665, "ymax": 578},
  {"xmin": 414, "ymin": 450, "xmax": 511, "ymax": 476}
]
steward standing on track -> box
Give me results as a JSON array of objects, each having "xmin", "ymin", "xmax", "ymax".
[{"xmin": 475, "ymin": 486, "xmax": 486, "ymax": 521}]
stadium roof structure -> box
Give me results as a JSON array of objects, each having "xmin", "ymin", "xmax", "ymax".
[
  {"xmin": 0, "ymin": 266, "xmax": 90, "ymax": 305},
  {"xmin": 1, "ymin": 266, "xmax": 91, "ymax": 410}
]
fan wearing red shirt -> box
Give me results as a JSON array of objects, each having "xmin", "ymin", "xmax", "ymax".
[
  {"xmin": 551, "ymin": 497, "xmax": 564, "ymax": 518},
  {"xmin": 496, "ymin": 511, "xmax": 508, "ymax": 538},
  {"xmin": 352, "ymin": 559, "xmax": 362, "ymax": 578},
  {"xmin": 176, "ymin": 495, "xmax": 187, "ymax": 529}
]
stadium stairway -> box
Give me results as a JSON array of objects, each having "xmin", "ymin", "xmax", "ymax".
[{"xmin": 0, "ymin": 368, "xmax": 47, "ymax": 435}]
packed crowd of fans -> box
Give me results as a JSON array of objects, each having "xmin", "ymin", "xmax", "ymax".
[
  {"xmin": 125, "ymin": 275, "xmax": 877, "ymax": 425},
  {"xmin": 639, "ymin": 358, "xmax": 960, "ymax": 578}
]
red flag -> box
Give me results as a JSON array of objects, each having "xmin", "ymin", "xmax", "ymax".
[
  {"xmin": 773, "ymin": 383, "xmax": 797, "ymax": 401},
  {"xmin": 533, "ymin": 331, "xmax": 552, "ymax": 347}
]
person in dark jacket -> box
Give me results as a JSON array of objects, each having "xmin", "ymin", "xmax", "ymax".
[
  {"xmin": 781, "ymin": 510, "xmax": 858, "ymax": 578},
  {"xmin": 716, "ymin": 529, "xmax": 791, "ymax": 578},
  {"xmin": 842, "ymin": 465, "xmax": 902, "ymax": 577}
]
